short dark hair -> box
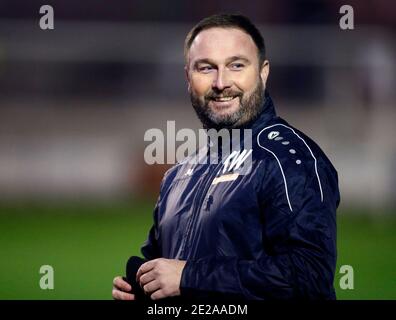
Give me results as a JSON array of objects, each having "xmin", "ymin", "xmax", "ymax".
[{"xmin": 184, "ymin": 13, "xmax": 266, "ymax": 67}]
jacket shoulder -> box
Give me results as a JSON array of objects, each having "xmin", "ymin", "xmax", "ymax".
[
  {"xmin": 255, "ymin": 122, "xmax": 338, "ymax": 211},
  {"xmin": 256, "ymin": 122, "xmax": 320, "ymax": 163}
]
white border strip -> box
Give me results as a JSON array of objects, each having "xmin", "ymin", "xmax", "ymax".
[{"xmin": 257, "ymin": 138, "xmax": 293, "ymax": 212}]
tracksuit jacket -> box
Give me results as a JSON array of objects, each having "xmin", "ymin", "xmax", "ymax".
[{"xmin": 141, "ymin": 92, "xmax": 340, "ymax": 300}]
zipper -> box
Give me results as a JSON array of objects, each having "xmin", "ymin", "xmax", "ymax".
[{"xmin": 179, "ymin": 161, "xmax": 222, "ymax": 259}]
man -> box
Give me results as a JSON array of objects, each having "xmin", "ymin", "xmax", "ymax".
[{"xmin": 112, "ymin": 13, "xmax": 340, "ymax": 300}]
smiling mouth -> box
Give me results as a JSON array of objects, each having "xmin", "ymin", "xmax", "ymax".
[{"xmin": 211, "ymin": 96, "xmax": 238, "ymax": 102}]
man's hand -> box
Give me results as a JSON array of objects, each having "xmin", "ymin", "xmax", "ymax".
[
  {"xmin": 112, "ymin": 276, "xmax": 135, "ymax": 300},
  {"xmin": 136, "ymin": 258, "xmax": 186, "ymax": 300}
]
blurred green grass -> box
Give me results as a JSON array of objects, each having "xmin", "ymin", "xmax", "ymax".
[{"xmin": 0, "ymin": 200, "xmax": 395, "ymax": 299}]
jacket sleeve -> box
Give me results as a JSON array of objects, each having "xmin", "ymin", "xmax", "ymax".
[
  {"xmin": 140, "ymin": 201, "xmax": 161, "ymax": 260},
  {"xmin": 140, "ymin": 174, "xmax": 169, "ymax": 260},
  {"xmin": 180, "ymin": 156, "xmax": 340, "ymax": 300}
]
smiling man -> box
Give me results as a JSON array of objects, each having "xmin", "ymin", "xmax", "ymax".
[
  {"xmin": 112, "ymin": 14, "xmax": 340, "ymax": 300},
  {"xmin": 187, "ymin": 25, "xmax": 268, "ymax": 130}
]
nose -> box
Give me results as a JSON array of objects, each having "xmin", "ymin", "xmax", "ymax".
[{"xmin": 212, "ymin": 69, "xmax": 231, "ymax": 91}]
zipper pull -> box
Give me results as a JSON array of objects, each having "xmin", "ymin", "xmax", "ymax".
[{"xmin": 204, "ymin": 195, "xmax": 213, "ymax": 211}]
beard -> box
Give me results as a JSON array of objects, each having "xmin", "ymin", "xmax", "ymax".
[{"xmin": 190, "ymin": 80, "xmax": 265, "ymax": 130}]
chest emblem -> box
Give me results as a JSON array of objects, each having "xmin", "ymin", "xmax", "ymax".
[{"xmin": 222, "ymin": 149, "xmax": 253, "ymax": 174}]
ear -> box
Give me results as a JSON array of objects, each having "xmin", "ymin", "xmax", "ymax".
[
  {"xmin": 260, "ymin": 60, "xmax": 270, "ymax": 88},
  {"xmin": 184, "ymin": 65, "xmax": 191, "ymax": 92}
]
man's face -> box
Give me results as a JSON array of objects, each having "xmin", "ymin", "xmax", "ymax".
[{"xmin": 186, "ymin": 27, "xmax": 269, "ymax": 129}]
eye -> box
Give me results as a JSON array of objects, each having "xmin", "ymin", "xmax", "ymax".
[
  {"xmin": 197, "ymin": 65, "xmax": 214, "ymax": 73},
  {"xmin": 229, "ymin": 63, "xmax": 245, "ymax": 70}
]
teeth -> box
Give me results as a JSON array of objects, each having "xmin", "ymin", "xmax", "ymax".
[{"xmin": 215, "ymin": 96, "xmax": 234, "ymax": 102}]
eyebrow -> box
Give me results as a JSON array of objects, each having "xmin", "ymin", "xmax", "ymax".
[
  {"xmin": 193, "ymin": 55, "xmax": 251, "ymax": 68},
  {"xmin": 225, "ymin": 55, "xmax": 251, "ymax": 64}
]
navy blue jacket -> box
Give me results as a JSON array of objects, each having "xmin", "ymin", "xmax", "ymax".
[{"xmin": 141, "ymin": 93, "xmax": 340, "ymax": 300}]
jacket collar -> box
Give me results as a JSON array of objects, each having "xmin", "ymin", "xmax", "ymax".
[{"xmin": 247, "ymin": 90, "xmax": 278, "ymax": 134}]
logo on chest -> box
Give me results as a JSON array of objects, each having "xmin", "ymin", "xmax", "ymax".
[{"xmin": 212, "ymin": 149, "xmax": 253, "ymax": 185}]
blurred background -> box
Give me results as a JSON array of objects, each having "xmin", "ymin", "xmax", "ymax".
[{"xmin": 0, "ymin": 0, "xmax": 395, "ymax": 299}]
